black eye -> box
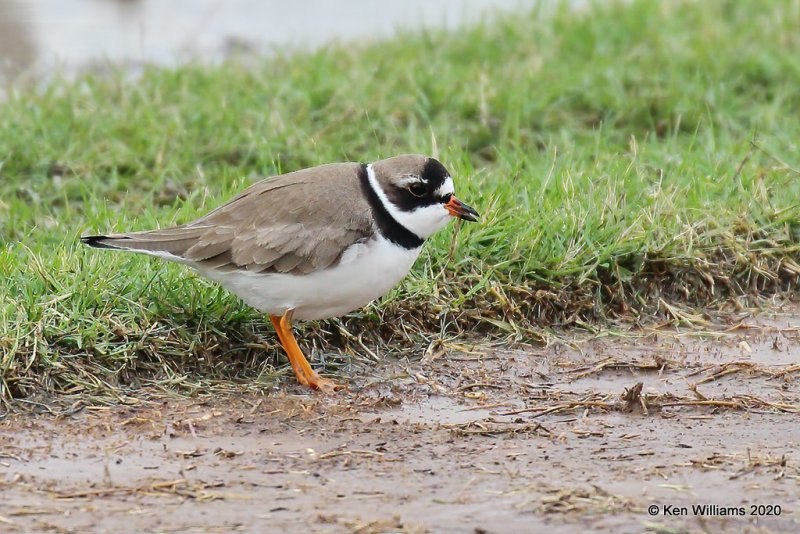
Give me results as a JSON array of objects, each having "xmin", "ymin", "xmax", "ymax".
[{"xmin": 408, "ymin": 182, "xmax": 426, "ymax": 197}]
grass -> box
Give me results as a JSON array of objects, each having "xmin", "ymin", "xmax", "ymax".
[{"xmin": 2, "ymin": 0, "xmax": 800, "ymax": 406}]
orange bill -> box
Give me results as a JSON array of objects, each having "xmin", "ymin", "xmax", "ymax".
[{"xmin": 445, "ymin": 195, "xmax": 480, "ymax": 222}]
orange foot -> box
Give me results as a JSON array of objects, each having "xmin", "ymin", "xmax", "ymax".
[{"xmin": 269, "ymin": 310, "xmax": 345, "ymax": 392}]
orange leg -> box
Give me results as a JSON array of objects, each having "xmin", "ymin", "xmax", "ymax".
[{"xmin": 269, "ymin": 310, "xmax": 341, "ymax": 392}]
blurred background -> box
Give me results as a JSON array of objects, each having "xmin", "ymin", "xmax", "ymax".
[{"xmin": 0, "ymin": 0, "xmax": 540, "ymax": 83}]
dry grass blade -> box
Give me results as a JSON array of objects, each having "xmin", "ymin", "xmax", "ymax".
[
  {"xmin": 316, "ymin": 449, "xmax": 386, "ymax": 460},
  {"xmin": 54, "ymin": 478, "xmax": 233, "ymax": 501},
  {"xmin": 771, "ymin": 363, "xmax": 800, "ymax": 377},
  {"xmin": 566, "ymin": 358, "xmax": 669, "ymax": 379},
  {"xmin": 447, "ymin": 420, "xmax": 552, "ymax": 436},
  {"xmin": 695, "ymin": 361, "xmax": 757, "ymax": 384}
]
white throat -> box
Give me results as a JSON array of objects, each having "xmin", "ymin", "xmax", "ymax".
[{"xmin": 366, "ymin": 164, "xmax": 453, "ymax": 239}]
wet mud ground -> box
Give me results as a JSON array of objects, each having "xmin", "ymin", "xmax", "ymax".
[{"xmin": 2, "ymin": 309, "xmax": 800, "ymax": 533}]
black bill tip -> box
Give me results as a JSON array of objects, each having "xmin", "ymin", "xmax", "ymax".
[{"xmin": 445, "ymin": 196, "xmax": 480, "ymax": 222}]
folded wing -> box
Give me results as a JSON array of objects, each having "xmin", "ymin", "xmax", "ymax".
[{"xmin": 81, "ymin": 163, "xmax": 374, "ymax": 275}]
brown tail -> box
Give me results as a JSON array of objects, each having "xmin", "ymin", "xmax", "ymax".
[{"xmin": 80, "ymin": 226, "xmax": 208, "ymax": 260}]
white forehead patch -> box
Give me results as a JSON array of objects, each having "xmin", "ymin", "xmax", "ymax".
[{"xmin": 434, "ymin": 176, "xmax": 454, "ymax": 198}]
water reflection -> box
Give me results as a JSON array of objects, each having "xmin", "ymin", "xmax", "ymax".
[
  {"xmin": 0, "ymin": 0, "xmax": 538, "ymax": 83},
  {"xmin": 0, "ymin": 0, "xmax": 36, "ymax": 82}
]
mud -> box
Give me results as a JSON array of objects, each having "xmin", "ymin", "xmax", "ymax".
[{"xmin": 2, "ymin": 309, "xmax": 800, "ymax": 533}]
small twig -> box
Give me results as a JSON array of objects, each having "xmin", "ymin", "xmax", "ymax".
[
  {"xmin": 317, "ymin": 449, "xmax": 385, "ymax": 460},
  {"xmin": 457, "ymin": 382, "xmax": 504, "ymax": 392},
  {"xmin": 731, "ymin": 138, "xmax": 755, "ymax": 187},
  {"xmin": 658, "ymin": 400, "xmax": 742, "ymax": 409},
  {"xmin": 458, "ymin": 402, "xmax": 512, "ymax": 412},
  {"xmin": 751, "ymin": 138, "xmax": 800, "ymax": 176}
]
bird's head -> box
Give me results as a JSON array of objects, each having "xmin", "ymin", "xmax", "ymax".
[{"xmin": 368, "ymin": 154, "xmax": 479, "ymax": 239}]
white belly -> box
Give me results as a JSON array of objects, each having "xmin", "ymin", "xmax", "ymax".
[{"xmin": 196, "ymin": 235, "xmax": 422, "ymax": 320}]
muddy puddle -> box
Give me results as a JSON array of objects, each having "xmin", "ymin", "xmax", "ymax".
[{"xmin": 2, "ymin": 308, "xmax": 799, "ymax": 532}]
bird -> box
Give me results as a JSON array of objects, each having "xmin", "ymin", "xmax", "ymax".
[{"xmin": 81, "ymin": 154, "xmax": 479, "ymax": 391}]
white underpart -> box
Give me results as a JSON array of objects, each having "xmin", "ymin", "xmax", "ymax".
[
  {"xmin": 196, "ymin": 234, "xmax": 422, "ymax": 320},
  {"xmin": 366, "ymin": 164, "xmax": 453, "ymax": 239}
]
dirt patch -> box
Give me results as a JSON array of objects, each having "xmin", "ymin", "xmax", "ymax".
[{"xmin": 2, "ymin": 309, "xmax": 800, "ymax": 533}]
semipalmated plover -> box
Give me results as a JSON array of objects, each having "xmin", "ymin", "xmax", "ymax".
[{"xmin": 82, "ymin": 154, "xmax": 479, "ymax": 391}]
